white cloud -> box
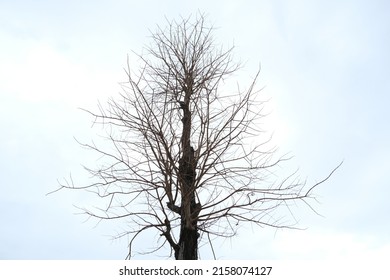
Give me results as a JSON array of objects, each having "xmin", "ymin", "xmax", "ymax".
[
  {"xmin": 274, "ymin": 229, "xmax": 387, "ymax": 261},
  {"xmin": 0, "ymin": 38, "xmax": 121, "ymax": 108}
]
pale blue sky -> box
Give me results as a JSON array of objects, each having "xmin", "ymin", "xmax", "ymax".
[{"xmin": 1, "ymin": 0, "xmax": 389, "ymax": 260}]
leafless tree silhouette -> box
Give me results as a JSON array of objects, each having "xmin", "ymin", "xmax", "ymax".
[{"xmin": 54, "ymin": 14, "xmax": 341, "ymax": 260}]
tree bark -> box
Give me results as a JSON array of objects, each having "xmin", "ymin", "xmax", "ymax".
[{"xmin": 175, "ymin": 94, "xmax": 200, "ymax": 260}]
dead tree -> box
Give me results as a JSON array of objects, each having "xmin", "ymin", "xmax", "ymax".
[{"xmin": 54, "ymin": 14, "xmax": 341, "ymax": 260}]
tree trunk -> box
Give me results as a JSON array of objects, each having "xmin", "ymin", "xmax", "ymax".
[
  {"xmin": 176, "ymin": 220, "xmax": 198, "ymax": 259},
  {"xmin": 175, "ymin": 95, "xmax": 200, "ymax": 260}
]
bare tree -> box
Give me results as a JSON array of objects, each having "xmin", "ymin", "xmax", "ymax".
[{"xmin": 55, "ymin": 14, "xmax": 341, "ymax": 260}]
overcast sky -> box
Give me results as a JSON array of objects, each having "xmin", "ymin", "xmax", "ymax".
[{"xmin": 1, "ymin": 0, "xmax": 389, "ymax": 260}]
